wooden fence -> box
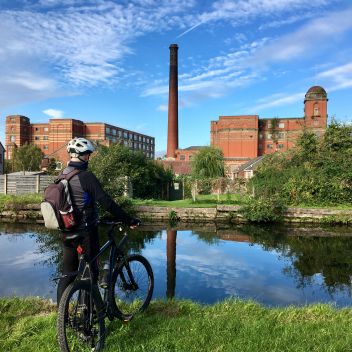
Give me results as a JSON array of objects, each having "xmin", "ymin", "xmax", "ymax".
[{"xmin": 0, "ymin": 174, "xmax": 55, "ymax": 195}]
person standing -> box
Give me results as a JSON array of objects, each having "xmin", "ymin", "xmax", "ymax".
[{"xmin": 57, "ymin": 137, "xmax": 140, "ymax": 305}]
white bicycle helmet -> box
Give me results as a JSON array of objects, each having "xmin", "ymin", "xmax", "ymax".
[{"xmin": 67, "ymin": 137, "xmax": 95, "ymax": 156}]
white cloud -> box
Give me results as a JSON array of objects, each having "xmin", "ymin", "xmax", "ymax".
[
  {"xmin": 0, "ymin": 0, "xmax": 196, "ymax": 108},
  {"xmin": 250, "ymin": 92, "xmax": 305, "ymax": 112},
  {"xmin": 157, "ymin": 104, "xmax": 168, "ymax": 112},
  {"xmin": 43, "ymin": 109, "xmax": 64, "ymax": 118}
]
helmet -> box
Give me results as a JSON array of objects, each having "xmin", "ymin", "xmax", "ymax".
[{"xmin": 67, "ymin": 137, "xmax": 95, "ymax": 156}]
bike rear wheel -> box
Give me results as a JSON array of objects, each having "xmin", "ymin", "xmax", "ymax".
[
  {"xmin": 108, "ymin": 254, "xmax": 154, "ymax": 321},
  {"xmin": 57, "ymin": 281, "xmax": 105, "ymax": 352}
]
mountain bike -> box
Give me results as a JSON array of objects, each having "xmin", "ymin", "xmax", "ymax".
[{"xmin": 56, "ymin": 220, "xmax": 154, "ymax": 352}]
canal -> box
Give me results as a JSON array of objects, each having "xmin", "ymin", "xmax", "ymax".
[{"xmin": 0, "ymin": 222, "xmax": 351, "ymax": 307}]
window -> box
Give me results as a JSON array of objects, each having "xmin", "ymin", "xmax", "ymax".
[
  {"xmin": 44, "ymin": 127, "xmax": 49, "ymax": 132},
  {"xmin": 279, "ymin": 122, "xmax": 285, "ymax": 128},
  {"xmin": 35, "ymin": 136, "xmax": 40, "ymax": 140},
  {"xmin": 10, "ymin": 135, "xmax": 15, "ymax": 142},
  {"xmin": 267, "ymin": 133, "xmax": 272, "ymax": 140},
  {"xmin": 278, "ymin": 132, "xmax": 285, "ymax": 139},
  {"xmin": 267, "ymin": 144, "xmax": 273, "ymax": 149},
  {"xmin": 124, "ymin": 131, "xmax": 128, "ymax": 138},
  {"xmin": 43, "ymin": 145, "xmax": 49, "ymax": 150},
  {"xmin": 278, "ymin": 144, "xmax": 284, "ymax": 149},
  {"xmin": 112, "ymin": 129, "xmax": 116, "ymax": 135},
  {"xmin": 314, "ymin": 103, "xmax": 319, "ymax": 116},
  {"xmin": 10, "ymin": 117, "xmax": 15, "ymax": 122},
  {"xmin": 180, "ymin": 155, "xmax": 185, "ymax": 161},
  {"xmin": 35, "ymin": 127, "xmax": 40, "ymax": 131},
  {"xmin": 10, "ymin": 126, "xmax": 15, "ymax": 132},
  {"xmin": 258, "ymin": 144, "xmax": 262, "ymax": 149},
  {"xmin": 44, "ymin": 136, "xmax": 49, "ymax": 140},
  {"xmin": 259, "ymin": 133, "xmax": 263, "ymax": 140}
]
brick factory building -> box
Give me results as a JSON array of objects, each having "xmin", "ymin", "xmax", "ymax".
[
  {"xmin": 5, "ymin": 116, "xmax": 155, "ymax": 167},
  {"xmin": 210, "ymin": 85, "xmax": 327, "ymax": 175},
  {"xmin": 171, "ymin": 85, "xmax": 327, "ymax": 177}
]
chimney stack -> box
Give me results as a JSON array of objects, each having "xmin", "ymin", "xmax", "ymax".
[{"xmin": 166, "ymin": 44, "xmax": 178, "ymax": 159}]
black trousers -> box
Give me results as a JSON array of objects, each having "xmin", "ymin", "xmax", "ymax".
[{"xmin": 57, "ymin": 226, "xmax": 100, "ymax": 306}]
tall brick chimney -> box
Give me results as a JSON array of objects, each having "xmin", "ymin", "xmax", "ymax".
[{"xmin": 166, "ymin": 44, "xmax": 178, "ymax": 159}]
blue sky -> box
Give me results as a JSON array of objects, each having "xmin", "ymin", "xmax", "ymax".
[{"xmin": 0, "ymin": 0, "xmax": 352, "ymax": 156}]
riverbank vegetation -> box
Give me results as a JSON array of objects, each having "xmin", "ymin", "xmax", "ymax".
[
  {"xmin": 1, "ymin": 297, "xmax": 351, "ymax": 352},
  {"xmin": 240, "ymin": 122, "xmax": 352, "ymax": 222}
]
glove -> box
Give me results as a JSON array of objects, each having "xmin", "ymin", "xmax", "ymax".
[{"xmin": 129, "ymin": 218, "xmax": 141, "ymax": 227}]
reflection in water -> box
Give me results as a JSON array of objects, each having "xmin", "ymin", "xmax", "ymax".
[
  {"xmin": 0, "ymin": 223, "xmax": 351, "ymax": 306},
  {"xmin": 166, "ymin": 230, "xmax": 177, "ymax": 299}
]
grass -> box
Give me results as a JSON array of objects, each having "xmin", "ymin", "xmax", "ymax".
[
  {"xmin": 0, "ymin": 194, "xmax": 42, "ymax": 209},
  {"xmin": 133, "ymin": 194, "xmax": 243, "ymax": 208},
  {"xmin": 1, "ymin": 297, "xmax": 351, "ymax": 352}
]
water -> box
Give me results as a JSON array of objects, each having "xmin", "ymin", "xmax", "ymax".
[{"xmin": 0, "ymin": 223, "xmax": 351, "ymax": 307}]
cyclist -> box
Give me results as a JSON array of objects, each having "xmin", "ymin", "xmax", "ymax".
[{"xmin": 57, "ymin": 137, "xmax": 140, "ymax": 305}]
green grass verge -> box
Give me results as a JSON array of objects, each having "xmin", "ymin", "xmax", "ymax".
[
  {"xmin": 133, "ymin": 194, "xmax": 243, "ymax": 208},
  {"xmin": 0, "ymin": 194, "xmax": 42, "ymax": 209},
  {"xmin": 1, "ymin": 297, "xmax": 351, "ymax": 352}
]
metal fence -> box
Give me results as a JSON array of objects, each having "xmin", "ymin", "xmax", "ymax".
[{"xmin": 0, "ymin": 174, "xmax": 55, "ymax": 195}]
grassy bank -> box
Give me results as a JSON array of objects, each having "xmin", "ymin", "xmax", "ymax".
[{"xmin": 1, "ymin": 297, "xmax": 351, "ymax": 352}]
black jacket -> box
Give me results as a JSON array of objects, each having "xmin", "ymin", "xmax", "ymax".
[{"xmin": 61, "ymin": 161, "xmax": 132, "ymax": 229}]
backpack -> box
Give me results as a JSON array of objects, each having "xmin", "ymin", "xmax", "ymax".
[{"xmin": 41, "ymin": 169, "xmax": 81, "ymax": 230}]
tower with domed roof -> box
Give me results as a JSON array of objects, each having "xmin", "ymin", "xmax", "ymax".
[{"xmin": 304, "ymin": 86, "xmax": 328, "ymax": 129}]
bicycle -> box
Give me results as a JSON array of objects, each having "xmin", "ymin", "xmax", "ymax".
[{"xmin": 56, "ymin": 220, "xmax": 154, "ymax": 352}]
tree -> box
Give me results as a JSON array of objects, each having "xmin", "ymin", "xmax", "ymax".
[
  {"xmin": 13, "ymin": 143, "xmax": 43, "ymax": 173},
  {"xmin": 89, "ymin": 144, "xmax": 173, "ymax": 199},
  {"xmin": 191, "ymin": 146, "xmax": 225, "ymax": 178}
]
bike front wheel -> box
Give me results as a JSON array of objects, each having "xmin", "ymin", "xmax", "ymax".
[
  {"xmin": 57, "ymin": 281, "xmax": 105, "ymax": 352},
  {"xmin": 108, "ymin": 254, "xmax": 154, "ymax": 321}
]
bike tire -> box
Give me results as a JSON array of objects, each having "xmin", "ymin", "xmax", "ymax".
[
  {"xmin": 108, "ymin": 254, "xmax": 154, "ymax": 321},
  {"xmin": 57, "ymin": 281, "xmax": 105, "ymax": 352}
]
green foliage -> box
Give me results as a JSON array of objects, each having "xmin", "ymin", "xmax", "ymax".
[
  {"xmin": 191, "ymin": 146, "xmax": 225, "ymax": 178},
  {"xmin": 168, "ymin": 210, "xmax": 180, "ymax": 226},
  {"xmin": 249, "ymin": 122, "xmax": 352, "ymax": 206},
  {"xmin": 89, "ymin": 144, "xmax": 173, "ymax": 199},
  {"xmin": 239, "ymin": 196, "xmax": 286, "ymax": 223},
  {"xmin": 12, "ymin": 143, "xmax": 43, "ymax": 172},
  {"xmin": 46, "ymin": 158, "xmax": 59, "ymax": 175}
]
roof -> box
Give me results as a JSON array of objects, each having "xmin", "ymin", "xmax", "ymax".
[
  {"xmin": 235, "ymin": 156, "xmax": 265, "ymax": 173},
  {"xmin": 7, "ymin": 171, "xmax": 47, "ymax": 175},
  {"xmin": 0, "ymin": 142, "xmax": 5, "ymax": 152},
  {"xmin": 182, "ymin": 146, "xmax": 206, "ymax": 151},
  {"xmin": 305, "ymin": 86, "xmax": 327, "ymax": 101},
  {"xmin": 158, "ymin": 160, "xmax": 192, "ymax": 175}
]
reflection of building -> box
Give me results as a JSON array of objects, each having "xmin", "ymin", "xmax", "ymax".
[
  {"xmin": 5, "ymin": 116, "xmax": 155, "ymax": 166},
  {"xmin": 0, "ymin": 142, "xmax": 5, "ymax": 174},
  {"xmin": 166, "ymin": 229, "xmax": 177, "ymax": 299}
]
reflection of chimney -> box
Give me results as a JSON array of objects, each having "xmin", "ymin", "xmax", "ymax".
[
  {"xmin": 166, "ymin": 229, "xmax": 177, "ymax": 299},
  {"xmin": 167, "ymin": 44, "xmax": 178, "ymax": 159}
]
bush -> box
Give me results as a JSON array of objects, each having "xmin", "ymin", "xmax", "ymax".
[{"xmin": 239, "ymin": 196, "xmax": 286, "ymax": 223}]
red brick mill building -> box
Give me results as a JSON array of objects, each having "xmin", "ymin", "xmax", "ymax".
[
  {"xmin": 169, "ymin": 85, "xmax": 328, "ymax": 177},
  {"xmin": 5, "ymin": 116, "xmax": 155, "ymax": 168}
]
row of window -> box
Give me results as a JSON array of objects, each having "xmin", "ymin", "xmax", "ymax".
[
  {"xmin": 179, "ymin": 155, "xmax": 193, "ymax": 161},
  {"xmin": 264, "ymin": 122, "xmax": 285, "ymax": 129},
  {"xmin": 105, "ymin": 127, "xmax": 153, "ymax": 144},
  {"xmin": 259, "ymin": 132, "xmax": 285, "ymax": 140},
  {"xmin": 259, "ymin": 144, "xmax": 284, "ymax": 149}
]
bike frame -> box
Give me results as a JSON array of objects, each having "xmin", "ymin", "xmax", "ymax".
[{"xmin": 57, "ymin": 222, "xmax": 136, "ymax": 320}]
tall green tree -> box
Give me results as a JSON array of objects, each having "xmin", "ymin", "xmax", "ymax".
[
  {"xmin": 191, "ymin": 146, "xmax": 225, "ymax": 178},
  {"xmin": 13, "ymin": 143, "xmax": 43, "ymax": 173}
]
